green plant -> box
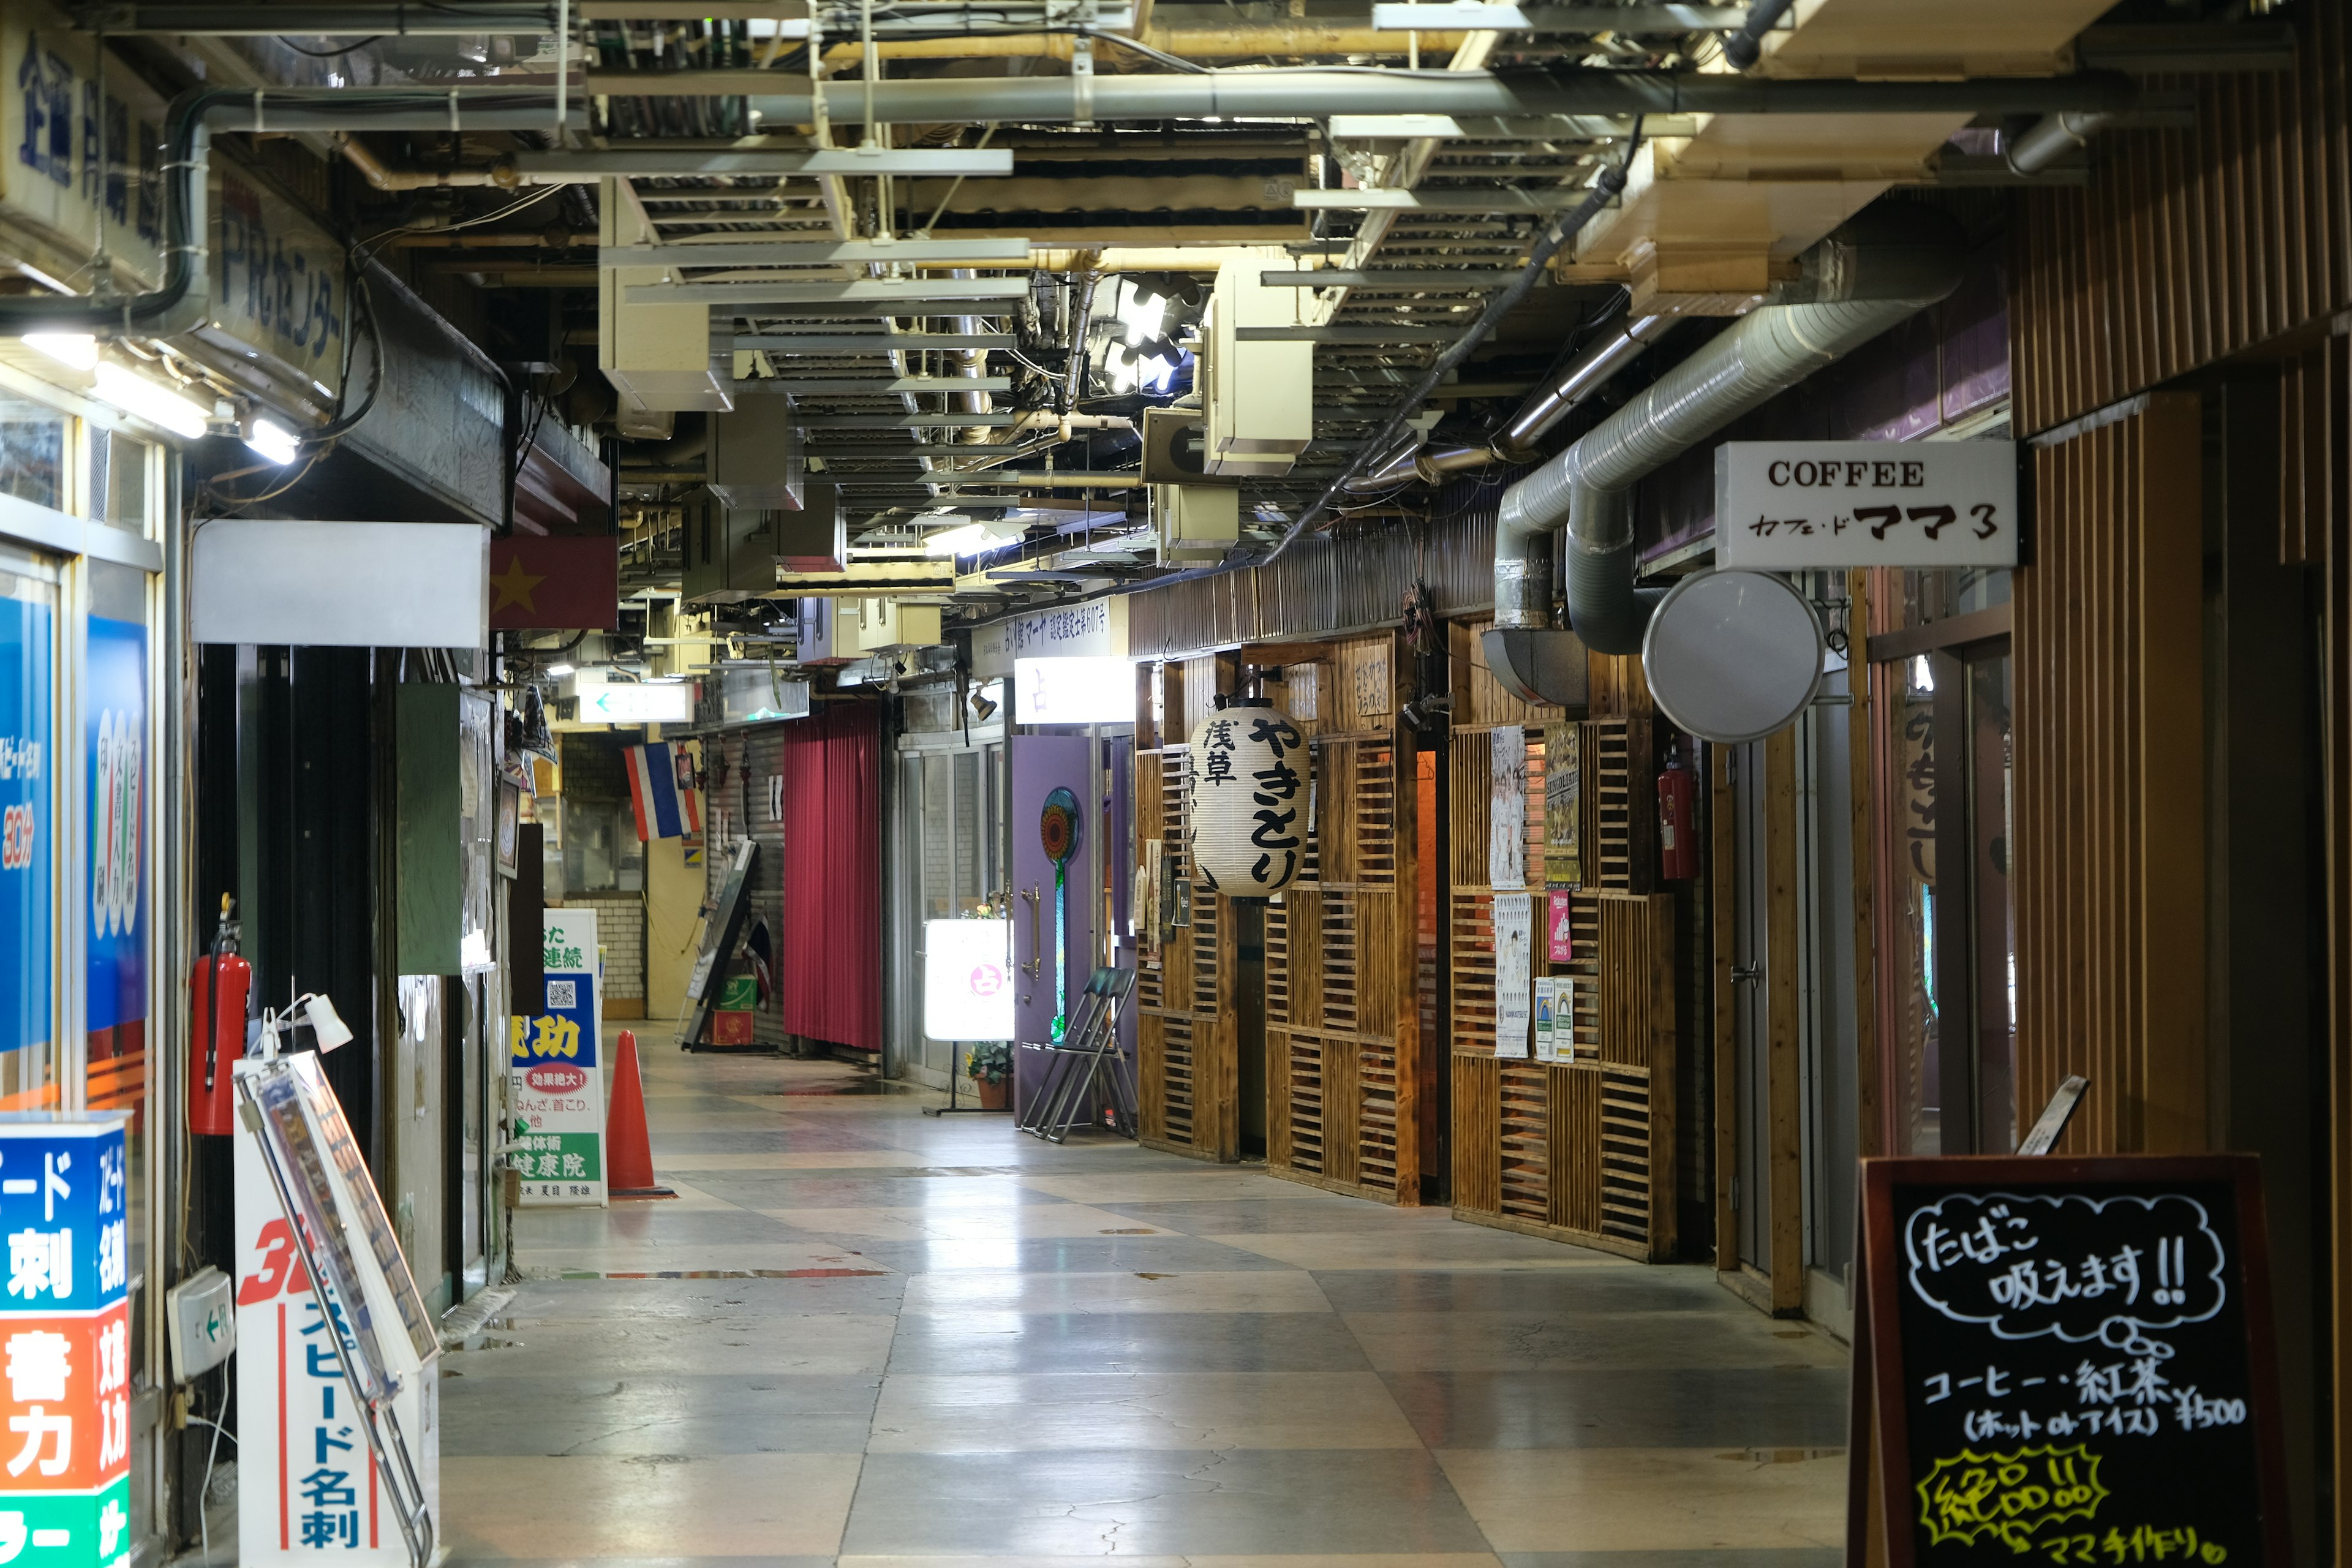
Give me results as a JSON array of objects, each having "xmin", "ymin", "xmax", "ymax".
[{"xmin": 965, "ymin": 1042, "xmax": 1013, "ymax": 1085}]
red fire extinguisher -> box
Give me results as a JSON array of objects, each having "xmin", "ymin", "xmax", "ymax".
[
  {"xmin": 187, "ymin": 895, "xmax": 249, "ymax": 1136},
  {"xmin": 1657, "ymin": 747, "xmax": 1698, "ymax": 881}
]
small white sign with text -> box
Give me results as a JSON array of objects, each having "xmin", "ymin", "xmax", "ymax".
[{"xmin": 1715, "ymin": 441, "xmax": 2019, "ymax": 571}]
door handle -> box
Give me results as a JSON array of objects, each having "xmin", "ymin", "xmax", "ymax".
[
  {"xmin": 1019, "ymin": 886, "xmax": 1042, "ymax": 978},
  {"xmin": 1731, "ymin": 963, "xmax": 1762, "ymax": 984}
]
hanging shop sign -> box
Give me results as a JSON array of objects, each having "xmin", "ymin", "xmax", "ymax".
[
  {"xmin": 0, "ymin": 1117, "xmax": 132, "ymax": 1568},
  {"xmin": 1186, "ymin": 699, "xmax": 1310, "ymax": 897},
  {"xmin": 1715, "ymin": 441, "xmax": 2019, "ymax": 571},
  {"xmin": 84, "ymin": 614, "xmax": 143, "ymax": 1047},
  {"xmin": 192, "ymin": 521, "xmax": 488, "ymax": 649},
  {"xmin": 1851, "ymin": 1155, "xmax": 2290, "ymax": 1568},
  {"xmin": 1007, "ymin": 597, "xmax": 1128, "ymax": 661},
  {"xmin": 923, "ymin": 919, "xmax": 1014, "ymax": 1042},
  {"xmin": 232, "ymin": 1054, "xmax": 439, "ymax": 1568},
  {"xmin": 0, "ymin": 587, "xmax": 53, "ymax": 1057},
  {"xmin": 572, "ymin": 674, "xmax": 694, "ymax": 728},
  {"xmin": 0, "ymin": 8, "xmax": 166, "ymax": 292},
  {"xmin": 1014, "ymin": 655, "xmax": 1135, "ymax": 725},
  {"xmin": 509, "ymin": 910, "xmax": 608, "ymax": 1207},
  {"xmin": 488, "ymin": 537, "xmax": 620, "ymax": 633}
]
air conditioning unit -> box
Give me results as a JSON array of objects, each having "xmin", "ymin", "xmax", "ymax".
[
  {"xmin": 844, "ymin": 597, "xmax": 943, "ymax": 654},
  {"xmin": 1152, "ymin": 483, "xmax": 1239, "ymax": 564},
  {"xmin": 706, "ymin": 398, "xmax": 805, "ymax": 511},
  {"xmin": 682, "ymin": 492, "xmax": 778, "ymax": 605},
  {"xmin": 1200, "ymin": 262, "xmax": 1313, "ymax": 478},
  {"xmin": 790, "ymin": 597, "xmax": 844, "ymax": 665},
  {"xmin": 598, "ymin": 179, "xmax": 733, "ymax": 417},
  {"xmin": 777, "ymin": 481, "xmax": 846, "ymax": 573}
]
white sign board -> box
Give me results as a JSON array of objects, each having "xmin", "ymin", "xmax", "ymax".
[
  {"xmin": 924, "ymin": 919, "xmax": 1016, "ymax": 1041},
  {"xmin": 1715, "ymin": 441, "xmax": 2019, "ymax": 570},
  {"xmin": 509, "ymin": 909, "xmax": 609, "ymax": 1207},
  {"xmin": 233, "ymin": 1058, "xmax": 439, "ymax": 1568},
  {"xmin": 1008, "ymin": 597, "xmax": 1127, "ymax": 660},
  {"xmin": 1016, "ymin": 655, "xmax": 1136, "ymax": 725},
  {"xmin": 570, "ymin": 672, "xmax": 695, "ymax": 726},
  {"xmin": 1492, "ymin": 894, "xmax": 1534, "ymax": 1059},
  {"xmin": 193, "ymin": 521, "xmax": 489, "ymax": 648}
]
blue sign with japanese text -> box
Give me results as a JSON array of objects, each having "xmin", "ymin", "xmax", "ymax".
[
  {"xmin": 84, "ymin": 617, "xmax": 143, "ymax": 1037},
  {"xmin": 0, "ymin": 595, "xmax": 53, "ymax": 1057},
  {"xmin": 0, "ymin": 1125, "xmax": 129, "ymax": 1317}
]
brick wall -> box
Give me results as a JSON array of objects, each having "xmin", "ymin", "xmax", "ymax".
[{"xmin": 571, "ymin": 894, "xmax": 648, "ymax": 1017}]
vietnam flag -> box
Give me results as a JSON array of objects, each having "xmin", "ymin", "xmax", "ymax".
[{"xmin": 488, "ymin": 536, "xmax": 619, "ymax": 631}]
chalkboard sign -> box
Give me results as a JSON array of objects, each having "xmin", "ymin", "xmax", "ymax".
[
  {"xmin": 1852, "ymin": 1156, "xmax": 2289, "ymax": 1568},
  {"xmin": 681, "ymin": 838, "xmax": 758, "ymax": 1051}
]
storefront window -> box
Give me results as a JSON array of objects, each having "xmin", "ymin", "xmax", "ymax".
[
  {"xmin": 559, "ymin": 800, "xmax": 644, "ymax": 894},
  {"xmin": 89, "ymin": 429, "xmax": 150, "ymax": 532},
  {"xmin": 0, "ymin": 397, "xmax": 67, "ymax": 511},
  {"xmin": 0, "ymin": 552, "xmax": 58, "ymax": 1102}
]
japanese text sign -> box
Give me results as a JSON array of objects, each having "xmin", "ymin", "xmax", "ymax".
[
  {"xmin": 510, "ymin": 910, "xmax": 606, "ymax": 1207},
  {"xmin": 1855, "ymin": 1156, "xmax": 2290, "ymax": 1568},
  {"xmin": 1716, "ymin": 441, "xmax": 2019, "ymax": 571},
  {"xmin": 0, "ymin": 1118, "xmax": 133, "ymax": 1568}
]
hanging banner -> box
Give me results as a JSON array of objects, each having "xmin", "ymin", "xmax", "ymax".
[
  {"xmin": 0, "ymin": 590, "xmax": 53, "ymax": 1057},
  {"xmin": 510, "ymin": 910, "xmax": 608, "ymax": 1207},
  {"xmin": 232, "ymin": 1057, "xmax": 439, "ymax": 1568},
  {"xmin": 1715, "ymin": 440, "xmax": 2019, "ymax": 570},
  {"xmin": 1487, "ymin": 723, "xmax": 1525, "ymax": 891},
  {"xmin": 0, "ymin": 1117, "xmax": 132, "ymax": 1568},
  {"xmin": 1492, "ymin": 892, "xmax": 1533, "ymax": 1059}
]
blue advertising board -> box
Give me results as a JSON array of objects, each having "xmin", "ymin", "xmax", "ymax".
[
  {"xmin": 83, "ymin": 617, "xmax": 143, "ymax": 1036},
  {"xmin": 0, "ymin": 594, "xmax": 53, "ymax": 1056}
]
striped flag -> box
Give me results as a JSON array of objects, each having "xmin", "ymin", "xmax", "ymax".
[{"xmin": 623, "ymin": 741, "xmax": 703, "ymax": 841}]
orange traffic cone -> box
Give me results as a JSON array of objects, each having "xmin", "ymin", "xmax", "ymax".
[{"xmin": 606, "ymin": 1030, "xmax": 673, "ymax": 1199}]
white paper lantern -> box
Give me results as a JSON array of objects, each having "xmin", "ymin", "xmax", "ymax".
[{"xmin": 1186, "ymin": 698, "xmax": 1311, "ymax": 896}]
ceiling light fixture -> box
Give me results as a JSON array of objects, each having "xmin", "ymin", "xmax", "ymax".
[
  {"xmin": 246, "ymin": 418, "xmax": 300, "ymax": 467},
  {"xmin": 92, "ymin": 363, "xmax": 208, "ymax": 439},
  {"xmin": 23, "ymin": 333, "xmax": 97, "ymax": 371}
]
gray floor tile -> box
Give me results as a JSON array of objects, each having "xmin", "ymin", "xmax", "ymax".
[
  {"xmin": 1096, "ymin": 1197, "xmax": 1457, "ymax": 1235},
  {"xmin": 669, "ymin": 1174, "xmax": 1072, "ymax": 1208},
  {"xmin": 845, "ymin": 1234, "xmax": 1299, "ymax": 1274},
  {"xmin": 841, "ymin": 1449, "xmax": 1493, "ymax": 1555},
  {"xmin": 494, "ymin": 1273, "xmax": 908, "ymax": 1320},
  {"xmin": 1501, "ymin": 1554, "xmax": 1840, "ymax": 1568},
  {"xmin": 885, "ymin": 1311, "xmax": 1372, "ymax": 1374},
  {"xmin": 442, "ymin": 1373, "xmax": 881, "ymax": 1455},
  {"xmin": 1380, "ymin": 1368, "xmax": 1851, "ymax": 1448},
  {"xmin": 1313, "ymin": 1267, "xmax": 1731, "ymax": 1314}
]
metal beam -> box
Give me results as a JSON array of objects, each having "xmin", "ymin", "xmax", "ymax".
[
  {"xmin": 631, "ymin": 277, "xmax": 1031, "ymax": 305},
  {"xmin": 1261, "ymin": 269, "xmax": 1526, "ymax": 287},
  {"xmin": 603, "ymin": 238, "xmax": 1032, "ymax": 266},
  {"xmin": 1327, "ymin": 112, "xmax": 1698, "ymax": 140},
  {"xmin": 2073, "ymin": 21, "xmax": 2297, "ymax": 73},
  {"xmin": 743, "ymin": 376, "xmax": 1016, "ymax": 393},
  {"xmin": 1293, "ymin": 187, "xmax": 1597, "ymax": 211},
  {"xmin": 1235, "ymin": 325, "xmax": 1471, "ymax": 343},
  {"xmin": 796, "ymin": 413, "xmax": 1023, "ymax": 428},
  {"xmin": 1370, "ymin": 2, "xmax": 1747, "ymax": 28},
  {"xmin": 735, "ymin": 333, "xmax": 1013, "ymax": 350},
  {"xmin": 518, "ymin": 148, "xmax": 1014, "ymax": 179},
  {"xmin": 72, "ymin": 1, "xmax": 555, "ymax": 31}
]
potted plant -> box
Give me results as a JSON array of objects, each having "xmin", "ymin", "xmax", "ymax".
[{"xmin": 965, "ymin": 1042, "xmax": 1013, "ymax": 1110}]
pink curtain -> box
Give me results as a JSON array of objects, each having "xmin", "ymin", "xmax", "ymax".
[{"xmin": 781, "ymin": 704, "xmax": 881, "ymax": 1050}]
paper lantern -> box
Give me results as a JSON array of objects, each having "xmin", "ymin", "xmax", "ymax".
[{"xmin": 1186, "ymin": 698, "xmax": 1311, "ymax": 896}]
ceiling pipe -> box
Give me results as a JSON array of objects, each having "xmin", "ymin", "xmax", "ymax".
[
  {"xmin": 710, "ymin": 67, "xmax": 2144, "ymax": 124},
  {"xmin": 1721, "ymin": 0, "xmax": 1797, "ymax": 69},
  {"xmin": 1483, "ymin": 208, "xmax": 1968, "ymax": 698},
  {"xmin": 948, "ymin": 268, "xmax": 997, "ymax": 444},
  {"xmin": 333, "ymin": 132, "xmax": 521, "ymax": 190},
  {"xmin": 72, "ymin": 1, "xmax": 559, "ymax": 31},
  {"xmin": 816, "ymin": 25, "xmax": 1472, "ymax": 69},
  {"xmin": 0, "ymin": 86, "xmax": 572, "ymax": 334},
  {"xmin": 2003, "ymin": 111, "xmax": 2113, "ymax": 175}
]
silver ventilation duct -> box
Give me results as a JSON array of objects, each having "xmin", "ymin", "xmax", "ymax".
[{"xmin": 1484, "ymin": 209, "xmax": 1969, "ymax": 701}]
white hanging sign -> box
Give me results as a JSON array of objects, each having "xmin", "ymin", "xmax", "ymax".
[
  {"xmin": 1492, "ymin": 893, "xmax": 1534, "ymax": 1058},
  {"xmin": 509, "ymin": 909, "xmax": 608, "ymax": 1208},
  {"xmin": 1714, "ymin": 441, "xmax": 2019, "ymax": 570},
  {"xmin": 924, "ymin": 919, "xmax": 1016, "ymax": 1041}
]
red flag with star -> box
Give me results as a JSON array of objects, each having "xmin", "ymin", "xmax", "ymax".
[{"xmin": 488, "ymin": 536, "xmax": 619, "ymax": 631}]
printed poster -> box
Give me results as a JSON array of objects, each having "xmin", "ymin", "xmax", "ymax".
[
  {"xmin": 0, "ymin": 592, "xmax": 52, "ymax": 1057},
  {"xmin": 1547, "ymin": 891, "xmax": 1575, "ymax": 963},
  {"xmin": 1544, "ymin": 721, "xmax": 1580, "ymax": 888},
  {"xmin": 85, "ymin": 616, "xmax": 145, "ymax": 1044},
  {"xmin": 1492, "ymin": 892, "xmax": 1533, "ymax": 1058},
  {"xmin": 510, "ymin": 909, "xmax": 608, "ymax": 1207},
  {"xmin": 1532, "ymin": 977, "xmax": 1556, "ymax": 1063},
  {"xmin": 1488, "ymin": 723, "xmax": 1525, "ymax": 891}
]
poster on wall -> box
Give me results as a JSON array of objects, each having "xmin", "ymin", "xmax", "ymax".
[
  {"xmin": 1547, "ymin": 890, "xmax": 1575, "ymax": 963},
  {"xmin": 0, "ymin": 589, "xmax": 53, "ymax": 1057},
  {"xmin": 0, "ymin": 1117, "xmax": 132, "ymax": 1568},
  {"xmin": 510, "ymin": 909, "xmax": 608, "ymax": 1207},
  {"xmin": 1544, "ymin": 722, "xmax": 1580, "ymax": 888},
  {"xmin": 85, "ymin": 615, "xmax": 144, "ymax": 1055},
  {"xmin": 1488, "ymin": 723, "xmax": 1525, "ymax": 891},
  {"xmin": 1493, "ymin": 892, "xmax": 1533, "ymax": 1058}
]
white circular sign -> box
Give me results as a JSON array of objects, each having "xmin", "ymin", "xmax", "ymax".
[{"xmin": 1642, "ymin": 570, "xmax": 1826, "ymax": 745}]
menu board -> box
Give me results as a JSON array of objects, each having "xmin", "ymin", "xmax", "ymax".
[{"xmin": 1853, "ymin": 1156, "xmax": 2288, "ymax": 1568}]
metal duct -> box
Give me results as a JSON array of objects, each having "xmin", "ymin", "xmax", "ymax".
[
  {"xmin": 1484, "ymin": 209, "xmax": 1968, "ymax": 697},
  {"xmin": 723, "ymin": 67, "xmax": 2139, "ymax": 125},
  {"xmin": 2004, "ymin": 111, "xmax": 2114, "ymax": 175}
]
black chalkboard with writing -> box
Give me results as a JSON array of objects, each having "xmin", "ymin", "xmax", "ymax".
[{"xmin": 1854, "ymin": 1156, "xmax": 2289, "ymax": 1568}]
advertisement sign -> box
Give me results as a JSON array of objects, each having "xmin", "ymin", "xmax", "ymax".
[
  {"xmin": 0, "ymin": 592, "xmax": 52, "ymax": 1057},
  {"xmin": 570, "ymin": 673, "xmax": 694, "ymax": 726},
  {"xmin": 924, "ymin": 919, "xmax": 1014, "ymax": 1042},
  {"xmin": 1487, "ymin": 723, "xmax": 1525, "ymax": 891},
  {"xmin": 1008, "ymin": 597, "xmax": 1126, "ymax": 660},
  {"xmin": 1492, "ymin": 892, "xmax": 1533, "ymax": 1059},
  {"xmin": 233, "ymin": 1058, "xmax": 439, "ymax": 1568},
  {"xmin": 0, "ymin": 1118, "xmax": 132, "ymax": 1568},
  {"xmin": 0, "ymin": 6, "xmax": 167, "ymax": 288},
  {"xmin": 1014, "ymin": 656, "xmax": 1135, "ymax": 726},
  {"xmin": 510, "ymin": 910, "xmax": 606, "ymax": 1207},
  {"xmin": 84, "ymin": 617, "xmax": 142, "ymax": 1038},
  {"xmin": 1714, "ymin": 440, "xmax": 2019, "ymax": 570}
]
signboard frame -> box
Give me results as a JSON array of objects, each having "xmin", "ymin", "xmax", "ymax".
[
  {"xmin": 1850, "ymin": 1154, "xmax": 2292, "ymax": 1568},
  {"xmin": 1716, "ymin": 440, "xmax": 2021, "ymax": 572}
]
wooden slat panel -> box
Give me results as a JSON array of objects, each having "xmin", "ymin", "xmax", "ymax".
[
  {"xmin": 1452, "ymin": 1054, "xmax": 1501, "ymax": 1214},
  {"xmin": 1550, "ymin": 1064, "xmax": 1604, "ymax": 1234},
  {"xmin": 1449, "ymin": 891, "xmax": 1498, "ymax": 1054},
  {"xmin": 1499, "ymin": 1062, "xmax": 1549, "ymax": 1221},
  {"xmin": 1359, "ymin": 1036, "xmax": 1401, "ymax": 1194}
]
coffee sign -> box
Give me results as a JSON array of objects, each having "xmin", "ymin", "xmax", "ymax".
[{"xmin": 1716, "ymin": 440, "xmax": 2018, "ymax": 570}]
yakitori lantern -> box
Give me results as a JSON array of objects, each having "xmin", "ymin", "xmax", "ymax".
[{"xmin": 1186, "ymin": 697, "xmax": 1311, "ymax": 896}]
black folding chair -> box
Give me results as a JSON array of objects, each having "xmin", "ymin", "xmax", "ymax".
[{"xmin": 1016, "ymin": 966, "xmax": 1139, "ymax": 1144}]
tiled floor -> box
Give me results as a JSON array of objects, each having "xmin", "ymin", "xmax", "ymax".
[{"xmin": 440, "ymin": 1039, "xmax": 1849, "ymax": 1566}]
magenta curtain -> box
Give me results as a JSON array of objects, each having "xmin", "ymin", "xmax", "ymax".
[{"xmin": 781, "ymin": 704, "xmax": 882, "ymax": 1050}]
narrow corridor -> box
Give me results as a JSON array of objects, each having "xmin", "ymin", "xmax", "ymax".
[{"xmin": 439, "ymin": 1039, "xmax": 1849, "ymax": 1565}]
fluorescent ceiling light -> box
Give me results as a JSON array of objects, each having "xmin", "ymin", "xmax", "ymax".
[
  {"xmin": 246, "ymin": 418, "xmax": 299, "ymax": 466},
  {"xmin": 926, "ymin": 522, "xmax": 990, "ymax": 556},
  {"xmin": 92, "ymin": 363, "xmax": 208, "ymax": 439},
  {"xmin": 546, "ymin": 663, "xmax": 576, "ymax": 677},
  {"xmin": 14, "ymin": 263, "xmax": 71, "ymax": 295},
  {"xmin": 23, "ymin": 333, "xmax": 97, "ymax": 371}
]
